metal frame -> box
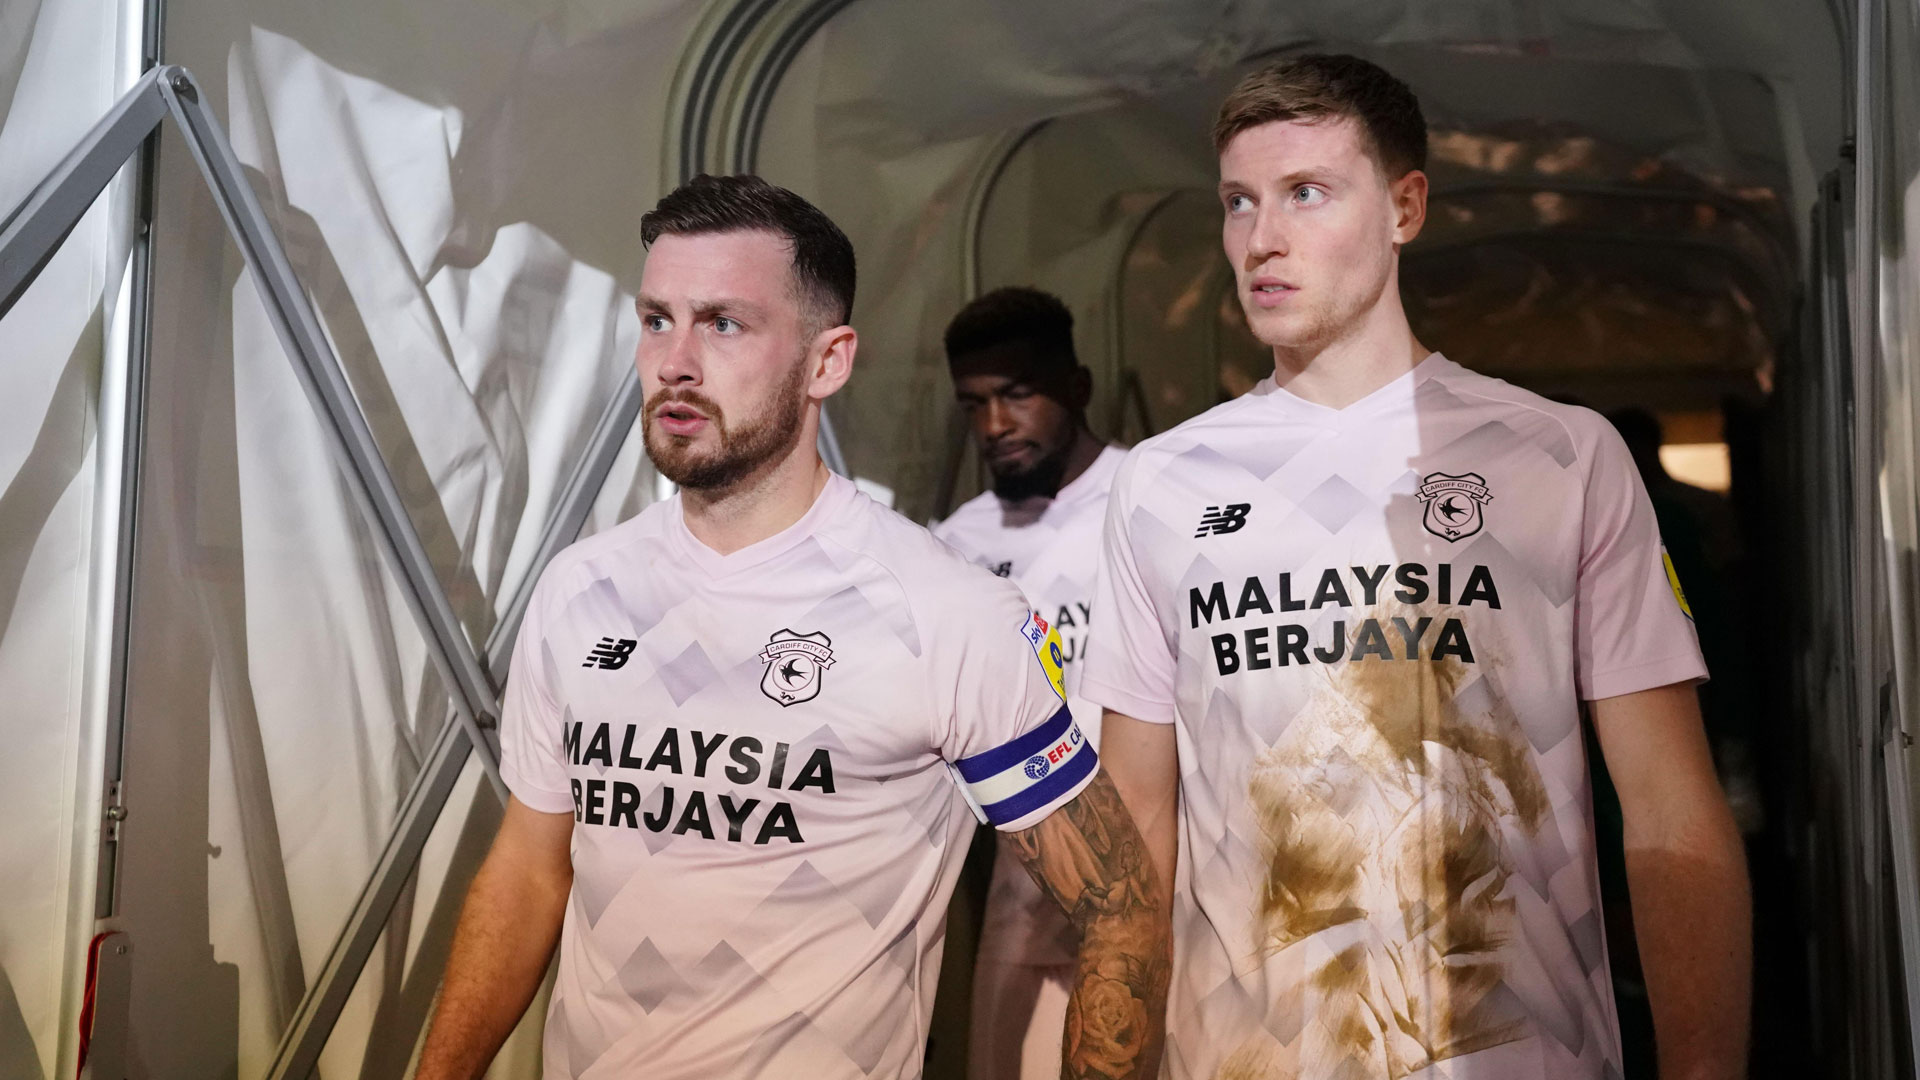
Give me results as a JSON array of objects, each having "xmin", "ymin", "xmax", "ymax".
[
  {"xmin": 0, "ymin": 61, "xmax": 560, "ymax": 1075},
  {"xmin": 2, "ymin": 66, "xmax": 507, "ymax": 807},
  {"xmin": 2, "ymin": 1, "xmax": 865, "ymax": 1071}
]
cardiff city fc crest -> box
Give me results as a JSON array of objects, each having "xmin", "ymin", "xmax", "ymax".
[
  {"xmin": 1417, "ymin": 471, "xmax": 1493, "ymax": 542},
  {"xmin": 759, "ymin": 629, "xmax": 835, "ymax": 707}
]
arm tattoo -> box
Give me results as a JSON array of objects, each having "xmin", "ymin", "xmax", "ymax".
[{"xmin": 1007, "ymin": 772, "xmax": 1172, "ymax": 1080}]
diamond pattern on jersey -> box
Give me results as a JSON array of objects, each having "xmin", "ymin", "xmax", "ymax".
[
  {"xmin": 574, "ymin": 850, "xmax": 627, "ymax": 926},
  {"xmin": 1462, "ymin": 531, "xmax": 1574, "ymax": 609},
  {"xmin": 655, "ymin": 641, "xmax": 720, "ymax": 706},
  {"xmin": 1080, "ymin": 360, "xmax": 1702, "ymax": 1079},
  {"xmin": 618, "ymin": 938, "xmax": 692, "ymax": 1013},
  {"xmin": 1298, "ymin": 474, "xmax": 1370, "ymax": 533},
  {"xmin": 805, "ymin": 538, "xmax": 926, "ymax": 658},
  {"xmin": 509, "ymin": 476, "xmax": 1099, "ymax": 1079},
  {"xmin": 1417, "ymin": 380, "xmax": 1580, "ymax": 470}
]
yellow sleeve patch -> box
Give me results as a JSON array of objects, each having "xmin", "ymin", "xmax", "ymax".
[
  {"xmin": 1662, "ymin": 548, "xmax": 1693, "ymax": 619},
  {"xmin": 1019, "ymin": 611, "xmax": 1069, "ymax": 702}
]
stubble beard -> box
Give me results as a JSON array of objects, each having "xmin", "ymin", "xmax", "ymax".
[
  {"xmin": 1246, "ymin": 258, "xmax": 1392, "ymax": 356},
  {"xmin": 644, "ymin": 356, "xmax": 810, "ymax": 493},
  {"xmin": 990, "ymin": 440, "xmax": 1073, "ymax": 501}
]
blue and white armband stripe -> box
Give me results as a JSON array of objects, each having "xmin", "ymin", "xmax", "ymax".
[{"xmin": 951, "ymin": 705, "xmax": 1097, "ymax": 828}]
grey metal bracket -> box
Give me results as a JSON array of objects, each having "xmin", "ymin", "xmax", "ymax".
[
  {"xmin": 0, "ymin": 65, "xmax": 508, "ymax": 802},
  {"xmin": 264, "ymin": 304, "xmax": 647, "ymax": 1080}
]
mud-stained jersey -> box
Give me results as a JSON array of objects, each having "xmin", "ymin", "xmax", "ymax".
[
  {"xmin": 500, "ymin": 473, "xmax": 1096, "ymax": 1080},
  {"xmin": 1080, "ymin": 353, "xmax": 1705, "ymax": 1080},
  {"xmin": 933, "ymin": 444, "xmax": 1123, "ymax": 966}
]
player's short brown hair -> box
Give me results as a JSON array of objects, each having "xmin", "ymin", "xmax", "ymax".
[
  {"xmin": 641, "ymin": 174, "xmax": 856, "ymax": 330},
  {"xmin": 1212, "ymin": 54, "xmax": 1428, "ymax": 178}
]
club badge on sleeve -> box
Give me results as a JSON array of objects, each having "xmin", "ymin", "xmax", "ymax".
[
  {"xmin": 1019, "ymin": 610, "xmax": 1068, "ymax": 702},
  {"xmin": 759, "ymin": 629, "xmax": 835, "ymax": 706}
]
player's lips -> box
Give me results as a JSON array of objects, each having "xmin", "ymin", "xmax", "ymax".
[
  {"xmin": 1248, "ymin": 275, "xmax": 1299, "ymax": 308},
  {"xmin": 654, "ymin": 403, "xmax": 711, "ymax": 437}
]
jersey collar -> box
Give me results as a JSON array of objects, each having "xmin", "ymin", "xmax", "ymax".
[
  {"xmin": 665, "ymin": 471, "xmax": 857, "ymax": 577},
  {"xmin": 1252, "ymin": 351, "xmax": 1452, "ymax": 422}
]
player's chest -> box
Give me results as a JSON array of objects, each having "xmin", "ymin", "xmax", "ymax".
[
  {"xmin": 1146, "ymin": 451, "xmax": 1585, "ymax": 621},
  {"xmin": 546, "ymin": 581, "xmax": 936, "ymax": 772}
]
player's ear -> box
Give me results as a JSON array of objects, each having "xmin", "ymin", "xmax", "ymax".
[
  {"xmin": 1069, "ymin": 365, "xmax": 1094, "ymax": 412},
  {"xmin": 1391, "ymin": 168, "xmax": 1428, "ymax": 246},
  {"xmin": 809, "ymin": 323, "xmax": 857, "ymax": 401}
]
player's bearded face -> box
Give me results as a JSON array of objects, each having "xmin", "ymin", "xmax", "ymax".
[
  {"xmin": 644, "ymin": 354, "xmax": 809, "ymax": 491},
  {"xmin": 950, "ymin": 354, "xmax": 1082, "ymax": 500},
  {"xmin": 1219, "ymin": 116, "xmax": 1410, "ymax": 352},
  {"xmin": 634, "ymin": 229, "xmax": 826, "ymax": 492}
]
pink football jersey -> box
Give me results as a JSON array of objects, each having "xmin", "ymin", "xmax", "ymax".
[
  {"xmin": 501, "ymin": 473, "xmax": 1096, "ymax": 1079},
  {"xmin": 1081, "ymin": 354, "xmax": 1706, "ymax": 1080}
]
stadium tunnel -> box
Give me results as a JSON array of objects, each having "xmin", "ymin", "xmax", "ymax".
[{"xmin": 2, "ymin": 0, "xmax": 1919, "ymax": 1077}]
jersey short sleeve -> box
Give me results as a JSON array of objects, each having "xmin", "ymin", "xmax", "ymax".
[
  {"xmin": 931, "ymin": 574, "xmax": 1098, "ymax": 833},
  {"xmin": 497, "ymin": 569, "xmax": 576, "ymax": 813},
  {"xmin": 1080, "ymin": 452, "xmax": 1177, "ymax": 724},
  {"xmin": 1574, "ymin": 423, "xmax": 1710, "ymax": 700}
]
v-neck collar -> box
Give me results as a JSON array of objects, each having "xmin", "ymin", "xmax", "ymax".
[
  {"xmin": 664, "ymin": 472, "xmax": 856, "ymax": 578},
  {"xmin": 1252, "ymin": 351, "xmax": 1450, "ymax": 423}
]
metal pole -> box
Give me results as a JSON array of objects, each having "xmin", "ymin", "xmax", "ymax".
[
  {"xmin": 153, "ymin": 66, "xmax": 506, "ymax": 800},
  {"xmin": 0, "ymin": 68, "xmax": 168, "ymax": 317},
  {"xmin": 0, "ymin": 57, "xmax": 662, "ymax": 1076},
  {"xmin": 265, "ymin": 355, "xmax": 646, "ymax": 1080},
  {"xmin": 264, "ymin": 713, "xmax": 477, "ymax": 1080}
]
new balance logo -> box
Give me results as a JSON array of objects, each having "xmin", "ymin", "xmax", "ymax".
[
  {"xmin": 1194, "ymin": 503, "xmax": 1252, "ymax": 537},
  {"xmin": 582, "ymin": 637, "xmax": 637, "ymax": 670}
]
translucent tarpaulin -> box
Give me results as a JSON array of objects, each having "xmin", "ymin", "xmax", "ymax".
[
  {"xmin": 0, "ymin": 0, "xmax": 139, "ymax": 1074},
  {"xmin": 91, "ymin": 1, "xmax": 698, "ymax": 1073}
]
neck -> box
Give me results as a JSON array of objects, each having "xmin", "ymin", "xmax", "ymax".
[
  {"xmin": 1056, "ymin": 427, "xmax": 1107, "ymax": 491},
  {"xmin": 1270, "ymin": 287, "xmax": 1430, "ymax": 409},
  {"xmin": 680, "ymin": 424, "xmax": 831, "ymax": 556}
]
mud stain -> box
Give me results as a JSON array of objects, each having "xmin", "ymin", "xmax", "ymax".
[{"xmin": 1236, "ymin": 602, "xmax": 1546, "ymax": 1078}]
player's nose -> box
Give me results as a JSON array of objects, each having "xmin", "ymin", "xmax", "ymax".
[
  {"xmin": 1245, "ymin": 202, "xmax": 1289, "ymax": 262},
  {"xmin": 981, "ymin": 397, "xmax": 1016, "ymax": 438},
  {"xmin": 654, "ymin": 325, "xmax": 703, "ymax": 385}
]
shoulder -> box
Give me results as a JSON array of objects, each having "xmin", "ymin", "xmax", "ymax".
[
  {"xmin": 825, "ymin": 492, "xmax": 1034, "ymax": 638},
  {"xmin": 1425, "ymin": 361, "xmax": 1618, "ymax": 470},
  {"xmin": 1103, "ymin": 393, "xmax": 1271, "ymax": 506},
  {"xmin": 523, "ymin": 500, "xmax": 673, "ymax": 619},
  {"xmin": 930, "ymin": 489, "xmax": 1000, "ymax": 550}
]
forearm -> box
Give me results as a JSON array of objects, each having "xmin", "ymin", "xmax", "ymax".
[
  {"xmin": 1008, "ymin": 772, "xmax": 1171, "ymax": 1080},
  {"xmin": 415, "ymin": 856, "xmax": 571, "ymax": 1080},
  {"xmin": 1065, "ymin": 887, "xmax": 1172, "ymax": 1080},
  {"xmin": 1623, "ymin": 800, "xmax": 1750, "ymax": 1079}
]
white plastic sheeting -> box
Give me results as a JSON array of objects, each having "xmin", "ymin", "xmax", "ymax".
[
  {"xmin": 95, "ymin": 1, "xmax": 698, "ymax": 1074},
  {"xmin": 0, "ymin": 0, "xmax": 141, "ymax": 1075}
]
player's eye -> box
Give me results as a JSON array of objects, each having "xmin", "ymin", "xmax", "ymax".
[
  {"xmin": 642, "ymin": 313, "xmax": 670, "ymax": 332},
  {"xmin": 1003, "ymin": 385, "xmax": 1036, "ymax": 401},
  {"xmin": 712, "ymin": 315, "xmax": 742, "ymax": 335},
  {"xmin": 1293, "ymin": 185, "xmax": 1328, "ymax": 206},
  {"xmin": 1225, "ymin": 192, "xmax": 1254, "ymax": 214}
]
